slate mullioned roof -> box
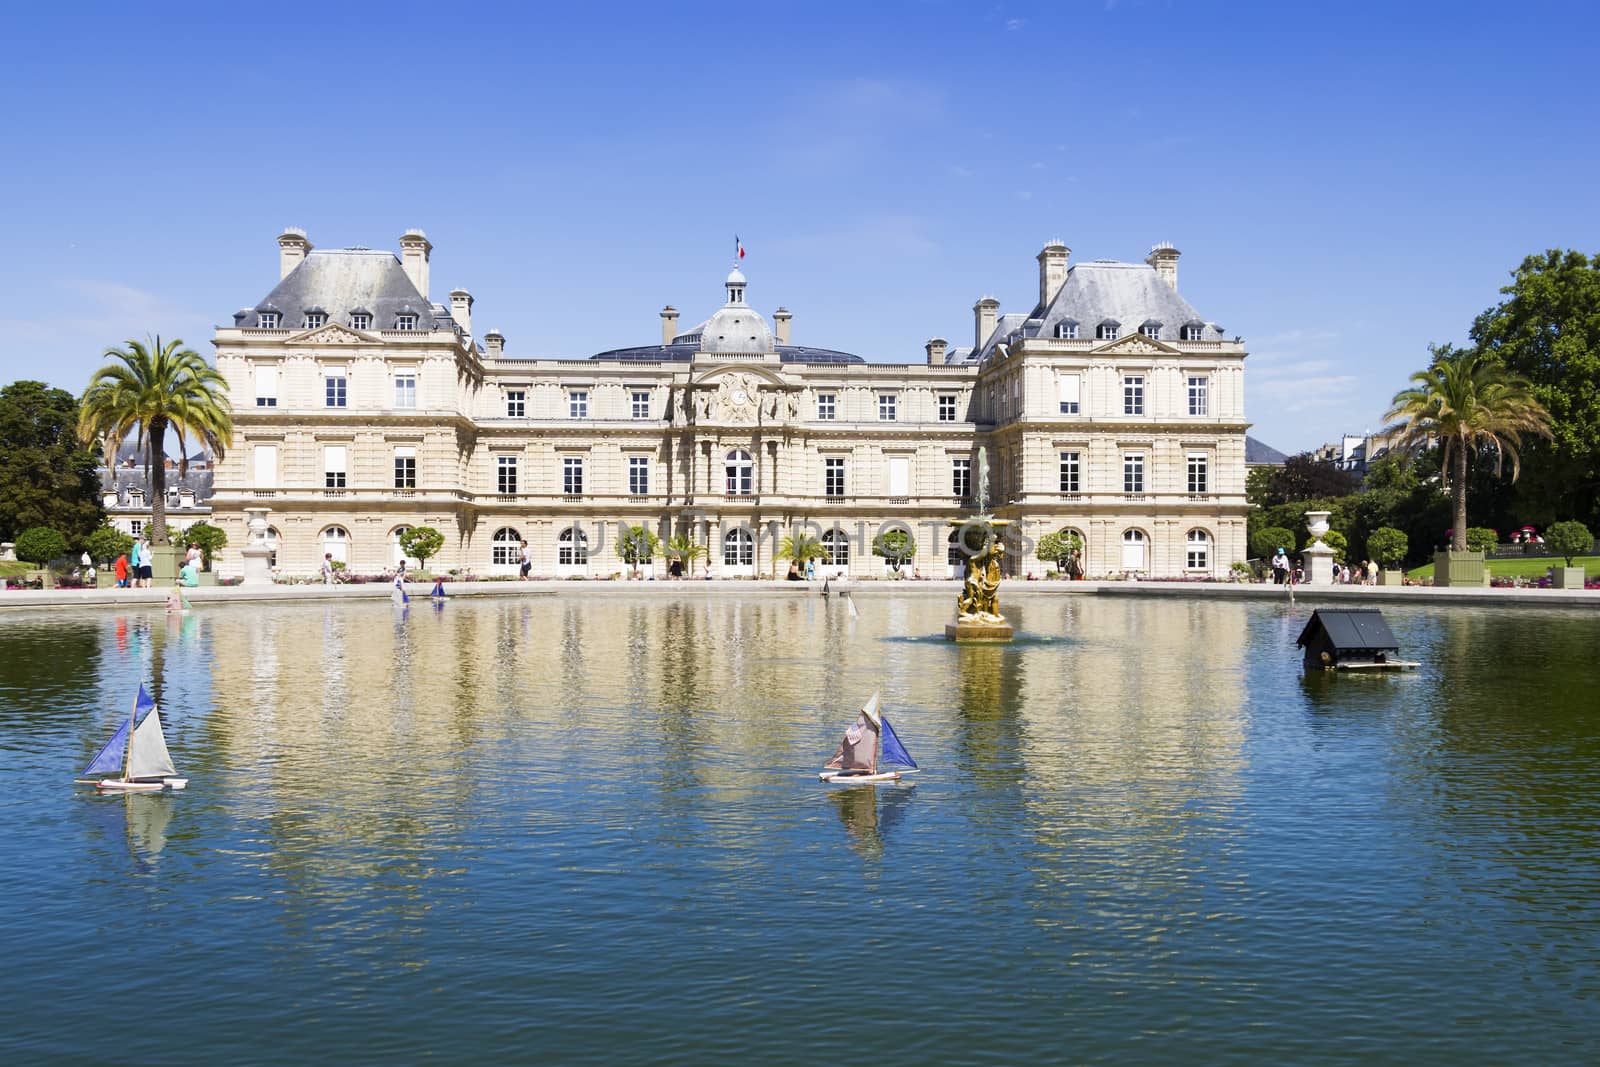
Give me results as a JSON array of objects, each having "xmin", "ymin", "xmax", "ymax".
[{"xmin": 235, "ymin": 249, "xmax": 451, "ymax": 331}]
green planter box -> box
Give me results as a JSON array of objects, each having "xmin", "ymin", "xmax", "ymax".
[
  {"xmin": 1552, "ymin": 566, "xmax": 1586, "ymax": 589},
  {"xmin": 1379, "ymin": 570, "xmax": 1405, "ymax": 586},
  {"xmin": 149, "ymin": 544, "xmax": 182, "ymax": 584},
  {"xmin": 1433, "ymin": 550, "xmax": 1485, "ymax": 588}
]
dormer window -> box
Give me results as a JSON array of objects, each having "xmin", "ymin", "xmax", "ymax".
[
  {"xmin": 258, "ymin": 312, "xmax": 280, "ymax": 329},
  {"xmin": 350, "ymin": 312, "xmax": 372, "ymax": 330},
  {"xmin": 304, "ymin": 313, "xmax": 326, "ymax": 329},
  {"xmin": 1181, "ymin": 323, "xmax": 1205, "ymax": 341},
  {"xmin": 1096, "ymin": 321, "xmax": 1121, "ymax": 341},
  {"xmin": 1054, "ymin": 321, "xmax": 1078, "ymax": 340},
  {"xmin": 1140, "ymin": 321, "xmax": 1162, "ymax": 339},
  {"xmin": 395, "ymin": 314, "xmax": 418, "ymax": 331}
]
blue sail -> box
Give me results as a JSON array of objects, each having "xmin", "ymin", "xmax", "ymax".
[
  {"xmin": 84, "ymin": 686, "xmax": 157, "ymax": 776},
  {"xmin": 878, "ymin": 713, "xmax": 918, "ymax": 770},
  {"xmin": 83, "ymin": 720, "xmax": 130, "ymax": 775}
]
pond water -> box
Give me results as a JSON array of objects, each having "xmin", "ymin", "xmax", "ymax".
[{"xmin": 2, "ymin": 594, "xmax": 1598, "ymax": 1064}]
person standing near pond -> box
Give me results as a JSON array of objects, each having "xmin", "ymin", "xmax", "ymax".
[
  {"xmin": 1271, "ymin": 547, "xmax": 1289, "ymax": 585},
  {"xmin": 320, "ymin": 552, "xmax": 336, "ymax": 584},
  {"xmin": 113, "ymin": 551, "xmax": 129, "ymax": 588}
]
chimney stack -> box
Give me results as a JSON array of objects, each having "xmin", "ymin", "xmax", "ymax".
[
  {"xmin": 1146, "ymin": 242, "xmax": 1180, "ymax": 289},
  {"xmin": 660, "ymin": 305, "xmax": 679, "ymax": 346},
  {"xmin": 277, "ymin": 227, "xmax": 312, "ymax": 279},
  {"xmin": 925, "ymin": 337, "xmax": 949, "ymax": 365},
  {"xmin": 399, "ymin": 229, "xmax": 432, "ymax": 298},
  {"xmin": 484, "ymin": 329, "xmax": 505, "ymax": 358},
  {"xmin": 773, "ymin": 307, "xmax": 792, "ymax": 345},
  {"xmin": 449, "ymin": 288, "xmax": 473, "ymax": 336},
  {"xmin": 974, "ymin": 296, "xmax": 1000, "ymax": 349},
  {"xmin": 1037, "ymin": 240, "xmax": 1070, "ymax": 307}
]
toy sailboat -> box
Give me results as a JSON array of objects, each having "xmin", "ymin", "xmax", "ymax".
[
  {"xmin": 79, "ymin": 685, "xmax": 187, "ymax": 791},
  {"xmin": 819, "ymin": 691, "xmax": 919, "ymax": 784}
]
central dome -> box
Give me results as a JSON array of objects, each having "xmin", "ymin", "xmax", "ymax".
[{"xmin": 699, "ymin": 305, "xmax": 774, "ymax": 354}]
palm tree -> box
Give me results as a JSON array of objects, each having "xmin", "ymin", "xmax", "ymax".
[
  {"xmin": 776, "ymin": 532, "xmax": 827, "ymax": 567},
  {"xmin": 1383, "ymin": 346, "xmax": 1551, "ymax": 552},
  {"xmin": 79, "ymin": 336, "xmax": 233, "ymax": 545},
  {"xmin": 663, "ymin": 533, "xmax": 707, "ymax": 577}
]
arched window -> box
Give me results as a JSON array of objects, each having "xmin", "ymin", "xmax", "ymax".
[
  {"xmin": 723, "ymin": 527, "xmax": 754, "ymax": 567},
  {"xmin": 725, "ymin": 449, "xmax": 754, "ymax": 495},
  {"xmin": 1186, "ymin": 529, "xmax": 1211, "ymax": 570},
  {"xmin": 492, "ymin": 527, "xmax": 522, "ymax": 567},
  {"xmin": 322, "ymin": 526, "xmax": 350, "ymax": 565},
  {"xmin": 558, "ymin": 527, "xmax": 589, "ymax": 566},
  {"xmin": 822, "ymin": 529, "xmax": 850, "ymax": 567},
  {"xmin": 1121, "ymin": 528, "xmax": 1146, "ymax": 573}
]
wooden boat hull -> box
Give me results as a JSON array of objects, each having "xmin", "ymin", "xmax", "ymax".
[{"xmin": 819, "ymin": 770, "xmax": 901, "ymax": 784}]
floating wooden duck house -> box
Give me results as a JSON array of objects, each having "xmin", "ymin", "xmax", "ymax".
[{"xmin": 1296, "ymin": 608, "xmax": 1418, "ymax": 671}]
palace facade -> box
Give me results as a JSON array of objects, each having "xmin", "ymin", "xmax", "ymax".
[{"xmin": 211, "ymin": 229, "xmax": 1250, "ymax": 578}]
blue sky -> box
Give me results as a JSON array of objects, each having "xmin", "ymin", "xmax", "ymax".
[{"xmin": 1, "ymin": 0, "xmax": 1595, "ymax": 453}]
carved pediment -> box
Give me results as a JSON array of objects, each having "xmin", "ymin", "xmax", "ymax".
[
  {"xmin": 292, "ymin": 325, "xmax": 367, "ymax": 345},
  {"xmin": 1094, "ymin": 334, "xmax": 1180, "ymax": 356}
]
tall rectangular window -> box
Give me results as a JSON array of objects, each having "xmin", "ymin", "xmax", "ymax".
[
  {"xmin": 879, "ymin": 393, "xmax": 897, "ymax": 421},
  {"xmin": 505, "ymin": 389, "xmax": 525, "ymax": 418},
  {"xmin": 1059, "ymin": 451, "xmax": 1080, "ymax": 493},
  {"xmin": 563, "ymin": 456, "xmax": 584, "ymax": 495},
  {"xmin": 1188, "ymin": 376, "xmax": 1209, "ymax": 416},
  {"xmin": 631, "ymin": 390, "xmax": 650, "ymax": 419},
  {"xmin": 628, "ymin": 455, "xmax": 649, "ymax": 495},
  {"xmin": 323, "ymin": 445, "xmax": 347, "ymax": 489},
  {"xmin": 394, "ymin": 373, "xmax": 416, "ymax": 409},
  {"xmin": 497, "ymin": 455, "xmax": 518, "ymax": 494},
  {"xmin": 817, "ymin": 393, "xmax": 836, "ymax": 421},
  {"xmin": 394, "ymin": 446, "xmax": 416, "ymax": 489},
  {"xmin": 569, "ymin": 390, "xmax": 588, "ymax": 419},
  {"xmin": 1058, "ymin": 374, "xmax": 1080, "ymax": 415},
  {"xmin": 886, "ymin": 456, "xmax": 910, "ymax": 497},
  {"xmin": 253, "ymin": 444, "xmax": 277, "ymax": 488},
  {"xmin": 1123, "ymin": 375, "xmax": 1144, "ymax": 416},
  {"xmin": 952, "ymin": 457, "xmax": 971, "ymax": 499},
  {"xmin": 824, "ymin": 457, "xmax": 845, "ymax": 498},
  {"xmin": 325, "ymin": 375, "xmax": 346, "ymax": 408},
  {"xmin": 1123, "ymin": 453, "xmax": 1145, "ymax": 493},
  {"xmin": 1188, "ymin": 454, "xmax": 1209, "ymax": 494},
  {"xmin": 254, "ymin": 365, "xmax": 277, "ymax": 408},
  {"xmin": 938, "ymin": 394, "xmax": 957, "ymax": 422}
]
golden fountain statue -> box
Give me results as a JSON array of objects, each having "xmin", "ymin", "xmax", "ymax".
[{"xmin": 946, "ymin": 449, "xmax": 1015, "ymax": 642}]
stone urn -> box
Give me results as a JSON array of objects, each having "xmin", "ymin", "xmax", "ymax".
[
  {"xmin": 239, "ymin": 507, "xmax": 274, "ymax": 586},
  {"xmin": 1302, "ymin": 510, "xmax": 1335, "ymax": 586}
]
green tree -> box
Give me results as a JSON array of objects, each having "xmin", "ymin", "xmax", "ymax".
[
  {"xmin": 1367, "ymin": 527, "xmax": 1408, "ymax": 569},
  {"xmin": 1464, "ymin": 527, "xmax": 1499, "ymax": 554},
  {"xmin": 85, "ymin": 525, "xmax": 133, "ymax": 565},
  {"xmin": 180, "ymin": 521, "xmax": 227, "ymax": 570},
  {"xmin": 870, "ymin": 525, "xmax": 917, "ymax": 573},
  {"xmin": 15, "ymin": 526, "xmax": 67, "ymax": 566},
  {"xmin": 1383, "ymin": 346, "xmax": 1552, "ymax": 552},
  {"xmin": 1035, "ymin": 528, "xmax": 1083, "ymax": 574},
  {"xmin": 1250, "ymin": 526, "xmax": 1296, "ymax": 561},
  {"xmin": 1262, "ymin": 453, "xmax": 1360, "ymax": 505},
  {"xmin": 664, "ymin": 533, "xmax": 707, "ymax": 577},
  {"xmin": 0, "ymin": 380, "xmax": 104, "ymax": 544},
  {"xmin": 399, "ymin": 526, "xmax": 445, "ymax": 570},
  {"xmin": 1323, "ymin": 530, "xmax": 1348, "ymax": 559},
  {"xmin": 78, "ymin": 336, "xmax": 233, "ymax": 546},
  {"xmin": 615, "ymin": 524, "xmax": 661, "ymax": 576},
  {"xmin": 776, "ymin": 531, "xmax": 827, "ymax": 566},
  {"xmin": 1545, "ymin": 520, "xmax": 1593, "ymax": 566},
  {"xmin": 1468, "ymin": 250, "xmax": 1600, "ymax": 528},
  {"xmin": 1244, "ymin": 465, "xmax": 1276, "ymax": 508}
]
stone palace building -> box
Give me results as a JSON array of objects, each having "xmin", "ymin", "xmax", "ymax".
[{"xmin": 210, "ymin": 228, "xmax": 1250, "ymax": 579}]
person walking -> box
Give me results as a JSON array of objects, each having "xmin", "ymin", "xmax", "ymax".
[
  {"xmin": 114, "ymin": 552, "xmax": 129, "ymax": 588},
  {"xmin": 320, "ymin": 552, "xmax": 337, "ymax": 584},
  {"xmin": 519, "ymin": 539, "xmax": 531, "ymax": 580}
]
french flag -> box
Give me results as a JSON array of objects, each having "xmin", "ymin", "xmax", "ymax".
[{"xmin": 735, "ymin": 235, "xmax": 745, "ymax": 260}]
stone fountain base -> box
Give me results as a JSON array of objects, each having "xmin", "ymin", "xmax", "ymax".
[{"xmin": 946, "ymin": 618, "xmax": 1014, "ymax": 642}]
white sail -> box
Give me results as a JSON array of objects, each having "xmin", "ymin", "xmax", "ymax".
[{"xmin": 127, "ymin": 706, "xmax": 177, "ymax": 780}]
